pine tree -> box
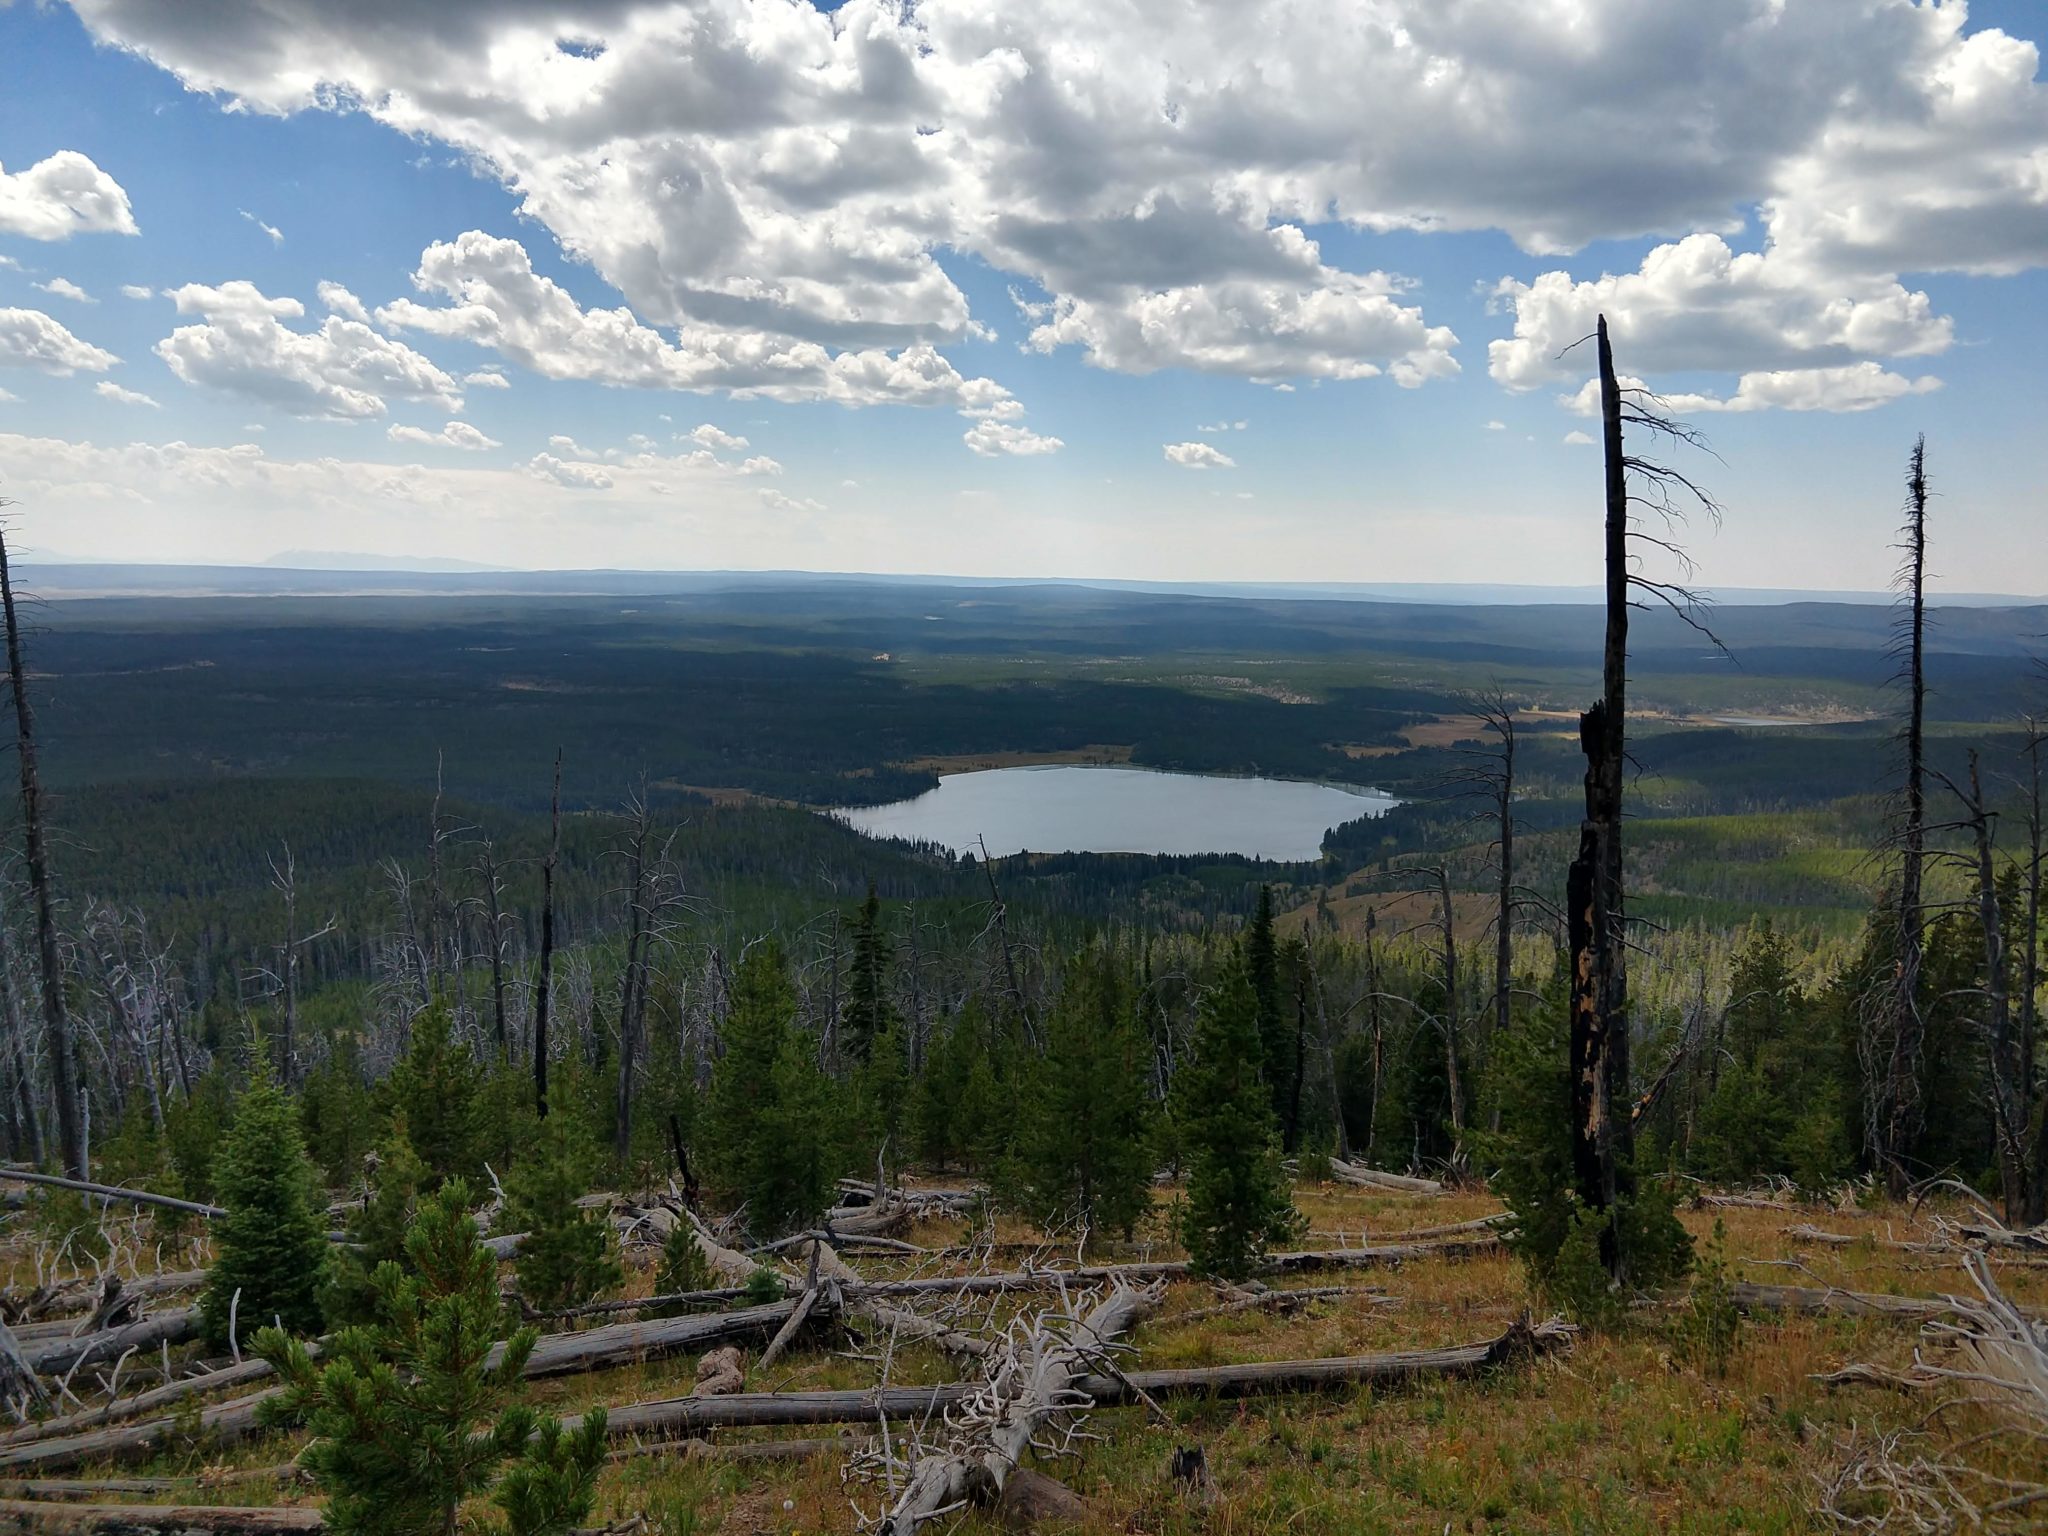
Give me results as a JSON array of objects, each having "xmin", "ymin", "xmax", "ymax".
[
  {"xmin": 1176, "ymin": 958, "xmax": 1302, "ymax": 1280},
  {"xmin": 1246, "ymin": 886, "xmax": 1286, "ymax": 1117},
  {"xmin": 841, "ymin": 881, "xmax": 895, "ymax": 1063},
  {"xmin": 646, "ymin": 1220, "xmax": 713, "ymax": 1319},
  {"xmin": 703, "ymin": 947, "xmax": 835, "ymax": 1236},
  {"xmin": 508, "ymin": 1119, "xmax": 622, "ymax": 1311},
  {"xmin": 325, "ymin": 1118, "xmax": 428, "ymax": 1329},
  {"xmin": 202, "ymin": 1057, "xmax": 330, "ymax": 1350},
  {"xmin": 256, "ymin": 1181, "xmax": 607, "ymax": 1536},
  {"xmin": 385, "ymin": 1003, "xmax": 485, "ymax": 1187},
  {"xmin": 1003, "ymin": 954, "xmax": 1155, "ymax": 1240}
]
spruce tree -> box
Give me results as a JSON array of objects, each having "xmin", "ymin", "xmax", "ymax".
[
  {"xmin": 508, "ymin": 1118, "xmax": 622, "ymax": 1311},
  {"xmin": 703, "ymin": 947, "xmax": 835, "ymax": 1236},
  {"xmin": 842, "ymin": 881, "xmax": 895, "ymax": 1063},
  {"xmin": 203, "ymin": 1057, "xmax": 330, "ymax": 1350},
  {"xmin": 1246, "ymin": 886, "xmax": 1285, "ymax": 1111},
  {"xmin": 385, "ymin": 1004, "xmax": 485, "ymax": 1187},
  {"xmin": 256, "ymin": 1181, "xmax": 607, "ymax": 1536},
  {"xmin": 325, "ymin": 1118, "xmax": 428, "ymax": 1329},
  {"xmin": 1003, "ymin": 955, "xmax": 1154, "ymax": 1240},
  {"xmin": 1176, "ymin": 958, "xmax": 1302, "ymax": 1280}
]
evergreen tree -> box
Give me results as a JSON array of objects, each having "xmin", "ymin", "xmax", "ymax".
[
  {"xmin": 1176, "ymin": 958, "xmax": 1303, "ymax": 1279},
  {"xmin": 325, "ymin": 1118, "xmax": 428, "ymax": 1329},
  {"xmin": 508, "ymin": 1119, "xmax": 622, "ymax": 1311},
  {"xmin": 300, "ymin": 1034, "xmax": 375, "ymax": 1188},
  {"xmin": 385, "ymin": 1004, "xmax": 485, "ymax": 1187},
  {"xmin": 203, "ymin": 1057, "xmax": 330, "ymax": 1350},
  {"xmin": 703, "ymin": 947, "xmax": 835, "ymax": 1236},
  {"xmin": 1245, "ymin": 887, "xmax": 1286, "ymax": 1122},
  {"xmin": 256, "ymin": 1181, "xmax": 606, "ymax": 1536},
  {"xmin": 1002, "ymin": 954, "xmax": 1155, "ymax": 1240},
  {"xmin": 841, "ymin": 881, "xmax": 895, "ymax": 1063},
  {"xmin": 646, "ymin": 1220, "xmax": 713, "ymax": 1319}
]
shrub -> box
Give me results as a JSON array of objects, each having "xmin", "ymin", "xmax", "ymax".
[{"xmin": 1673, "ymin": 1218, "xmax": 1741, "ymax": 1376}]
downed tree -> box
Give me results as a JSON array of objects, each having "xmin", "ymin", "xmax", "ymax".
[
  {"xmin": 1731, "ymin": 1281, "xmax": 2047, "ymax": 1324},
  {"xmin": 585, "ymin": 1318, "xmax": 1569, "ymax": 1439},
  {"xmin": 0, "ymin": 1361, "xmax": 275, "ymax": 1448},
  {"xmin": 0, "ymin": 1502, "xmax": 320, "ymax": 1535},
  {"xmin": 24, "ymin": 1313, "xmax": 199, "ymax": 1379},
  {"xmin": 0, "ymin": 1174, "xmax": 222, "ymax": 1224},
  {"xmin": 876, "ymin": 1281, "xmax": 1163, "ymax": 1535},
  {"xmin": 1327, "ymin": 1163, "xmax": 1446, "ymax": 1196}
]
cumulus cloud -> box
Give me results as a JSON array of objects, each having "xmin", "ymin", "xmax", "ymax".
[
  {"xmin": 94, "ymin": 381, "xmax": 160, "ymax": 407},
  {"xmin": 0, "ymin": 307, "xmax": 119, "ymax": 375},
  {"xmin": 119, "ymin": 284, "xmax": 153, "ymax": 300},
  {"xmin": 1164, "ymin": 441, "xmax": 1236, "ymax": 469},
  {"xmin": 156, "ymin": 280, "xmax": 463, "ymax": 418},
  {"xmin": 526, "ymin": 452, "xmax": 614, "ymax": 489},
  {"xmin": 378, "ymin": 231, "xmax": 1023, "ymax": 412},
  {"xmin": 59, "ymin": 0, "xmax": 2048, "ymax": 408},
  {"xmin": 36, "ymin": 278, "xmax": 94, "ymax": 304},
  {"xmin": 463, "ymin": 368, "xmax": 510, "ymax": 389},
  {"xmin": 963, "ymin": 419, "xmax": 1063, "ymax": 457},
  {"xmin": 388, "ymin": 419, "xmax": 500, "ymax": 450},
  {"xmin": 1563, "ymin": 430, "xmax": 1595, "ymax": 446},
  {"xmin": 687, "ymin": 422, "xmax": 748, "ymax": 450},
  {"xmin": 759, "ymin": 488, "xmax": 825, "ymax": 515},
  {"xmin": 316, "ymin": 281, "xmax": 369, "ymax": 322},
  {"xmin": 0, "ymin": 151, "xmax": 137, "ymax": 240}
]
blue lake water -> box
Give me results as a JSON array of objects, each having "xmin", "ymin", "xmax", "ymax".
[{"xmin": 831, "ymin": 765, "xmax": 1398, "ymax": 861}]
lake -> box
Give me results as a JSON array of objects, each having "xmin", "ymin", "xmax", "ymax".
[{"xmin": 831, "ymin": 765, "xmax": 1398, "ymax": 861}]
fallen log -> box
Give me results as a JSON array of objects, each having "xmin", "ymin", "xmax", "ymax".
[
  {"xmin": 0, "ymin": 1360, "xmax": 275, "ymax": 1448},
  {"xmin": 882, "ymin": 1282, "xmax": 1163, "ymax": 1535},
  {"xmin": 24, "ymin": 1313, "xmax": 199, "ymax": 1379},
  {"xmin": 1327, "ymin": 1163, "xmax": 1446, "ymax": 1196},
  {"xmin": 1731, "ymin": 1281, "xmax": 2045, "ymax": 1323},
  {"xmin": 799, "ymin": 1241, "xmax": 989, "ymax": 1363},
  {"xmin": 581, "ymin": 1319, "xmax": 1569, "ymax": 1438},
  {"xmin": 0, "ymin": 1300, "xmax": 804, "ymax": 1473},
  {"xmin": 0, "ymin": 1175, "xmax": 222, "ymax": 1223},
  {"xmin": 1783, "ymin": 1224, "xmax": 1947, "ymax": 1254},
  {"xmin": 0, "ymin": 1470, "xmax": 296, "ymax": 1502},
  {"xmin": 0, "ymin": 1501, "xmax": 320, "ymax": 1534}
]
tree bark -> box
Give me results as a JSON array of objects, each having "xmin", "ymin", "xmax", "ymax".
[
  {"xmin": 1567, "ymin": 314, "xmax": 1635, "ymax": 1281},
  {"xmin": 0, "ymin": 528, "xmax": 84, "ymax": 1179}
]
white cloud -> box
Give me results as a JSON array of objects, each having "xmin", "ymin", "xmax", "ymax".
[
  {"xmin": 94, "ymin": 381, "xmax": 160, "ymax": 407},
  {"xmin": 119, "ymin": 284, "xmax": 153, "ymax": 300},
  {"xmin": 463, "ymin": 368, "xmax": 510, "ymax": 389},
  {"xmin": 1485, "ymin": 420, "xmax": 1506, "ymax": 431},
  {"xmin": 759, "ymin": 488, "xmax": 825, "ymax": 515},
  {"xmin": 316, "ymin": 281, "xmax": 369, "ymax": 323},
  {"xmin": 0, "ymin": 387, "xmax": 20, "ymax": 403},
  {"xmin": 737, "ymin": 454, "xmax": 782, "ymax": 475},
  {"xmin": 0, "ymin": 307, "xmax": 119, "ymax": 375},
  {"xmin": 1655, "ymin": 362, "xmax": 1943, "ymax": 415},
  {"xmin": 1563, "ymin": 430, "xmax": 1595, "ymax": 446},
  {"xmin": 240, "ymin": 209, "xmax": 284, "ymax": 244},
  {"xmin": 526, "ymin": 452, "xmax": 613, "ymax": 489},
  {"xmin": 963, "ymin": 419, "xmax": 1063, "ymax": 457},
  {"xmin": 156, "ymin": 280, "xmax": 463, "ymax": 419},
  {"xmin": 1164, "ymin": 441, "xmax": 1236, "ymax": 469},
  {"xmin": 687, "ymin": 422, "xmax": 748, "ymax": 451},
  {"xmin": 388, "ymin": 419, "xmax": 500, "ymax": 450},
  {"xmin": 36, "ymin": 278, "xmax": 95, "ymax": 305},
  {"xmin": 378, "ymin": 231, "xmax": 1024, "ymax": 412},
  {"xmin": 0, "ymin": 151, "xmax": 136, "ymax": 240},
  {"xmin": 1490, "ymin": 234, "xmax": 1952, "ymax": 394}
]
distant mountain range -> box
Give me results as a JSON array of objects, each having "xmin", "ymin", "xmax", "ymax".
[{"xmin": 13, "ymin": 561, "xmax": 2042, "ymax": 608}]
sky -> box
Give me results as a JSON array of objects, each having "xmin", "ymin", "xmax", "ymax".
[{"xmin": 2, "ymin": 0, "xmax": 2048, "ymax": 593}]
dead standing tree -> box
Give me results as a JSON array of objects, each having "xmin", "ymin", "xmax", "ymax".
[
  {"xmin": 1866, "ymin": 437, "xmax": 1932, "ymax": 1198},
  {"xmin": 1567, "ymin": 315, "xmax": 1718, "ymax": 1283},
  {"xmin": 0, "ymin": 513, "xmax": 84, "ymax": 1179},
  {"xmin": 535, "ymin": 749, "xmax": 562, "ymax": 1121}
]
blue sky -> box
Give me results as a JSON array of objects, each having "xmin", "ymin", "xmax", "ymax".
[{"xmin": 4, "ymin": 0, "xmax": 2048, "ymax": 592}]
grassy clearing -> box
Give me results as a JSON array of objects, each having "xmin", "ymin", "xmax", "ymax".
[{"xmin": 4, "ymin": 1184, "xmax": 2041, "ymax": 1534}]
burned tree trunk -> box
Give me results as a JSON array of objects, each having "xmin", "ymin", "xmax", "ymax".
[
  {"xmin": 1961, "ymin": 752, "xmax": 2026, "ymax": 1221},
  {"xmin": 535, "ymin": 750, "xmax": 562, "ymax": 1121},
  {"xmin": 0, "ymin": 523, "xmax": 84, "ymax": 1179},
  {"xmin": 476, "ymin": 839, "xmax": 511, "ymax": 1059},
  {"xmin": 1566, "ymin": 315, "xmax": 1635, "ymax": 1278},
  {"xmin": 2023, "ymin": 717, "xmax": 2045, "ymax": 1225},
  {"xmin": 613, "ymin": 792, "xmax": 654, "ymax": 1163},
  {"xmin": 1433, "ymin": 864, "xmax": 1465, "ymax": 1162}
]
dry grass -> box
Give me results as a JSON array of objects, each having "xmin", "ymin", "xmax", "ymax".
[{"xmin": 7, "ymin": 1184, "xmax": 2046, "ymax": 1534}]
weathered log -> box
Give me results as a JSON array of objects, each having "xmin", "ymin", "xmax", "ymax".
[
  {"xmin": 0, "ymin": 1175, "xmax": 222, "ymax": 1223},
  {"xmin": 0, "ymin": 1501, "xmax": 320, "ymax": 1534},
  {"xmin": 0, "ymin": 1470, "xmax": 297, "ymax": 1502},
  {"xmin": 1783, "ymin": 1224, "xmax": 1946, "ymax": 1254},
  {"xmin": 578, "ymin": 1319, "xmax": 1569, "ymax": 1439},
  {"xmin": 882, "ymin": 1282, "xmax": 1162, "ymax": 1536},
  {"xmin": 0, "ymin": 1361, "xmax": 275, "ymax": 1448},
  {"xmin": 0, "ymin": 1300, "xmax": 801, "ymax": 1473},
  {"xmin": 1731, "ymin": 1281, "xmax": 2046, "ymax": 1323},
  {"xmin": 28, "ymin": 1277, "xmax": 207, "ymax": 1327},
  {"xmin": 1169, "ymin": 1285, "xmax": 1390, "ymax": 1327},
  {"xmin": 1326, "ymin": 1163, "xmax": 1446, "ymax": 1196},
  {"xmin": 799, "ymin": 1241, "xmax": 989, "ymax": 1363},
  {"xmin": 24, "ymin": 1313, "xmax": 199, "ymax": 1378}
]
